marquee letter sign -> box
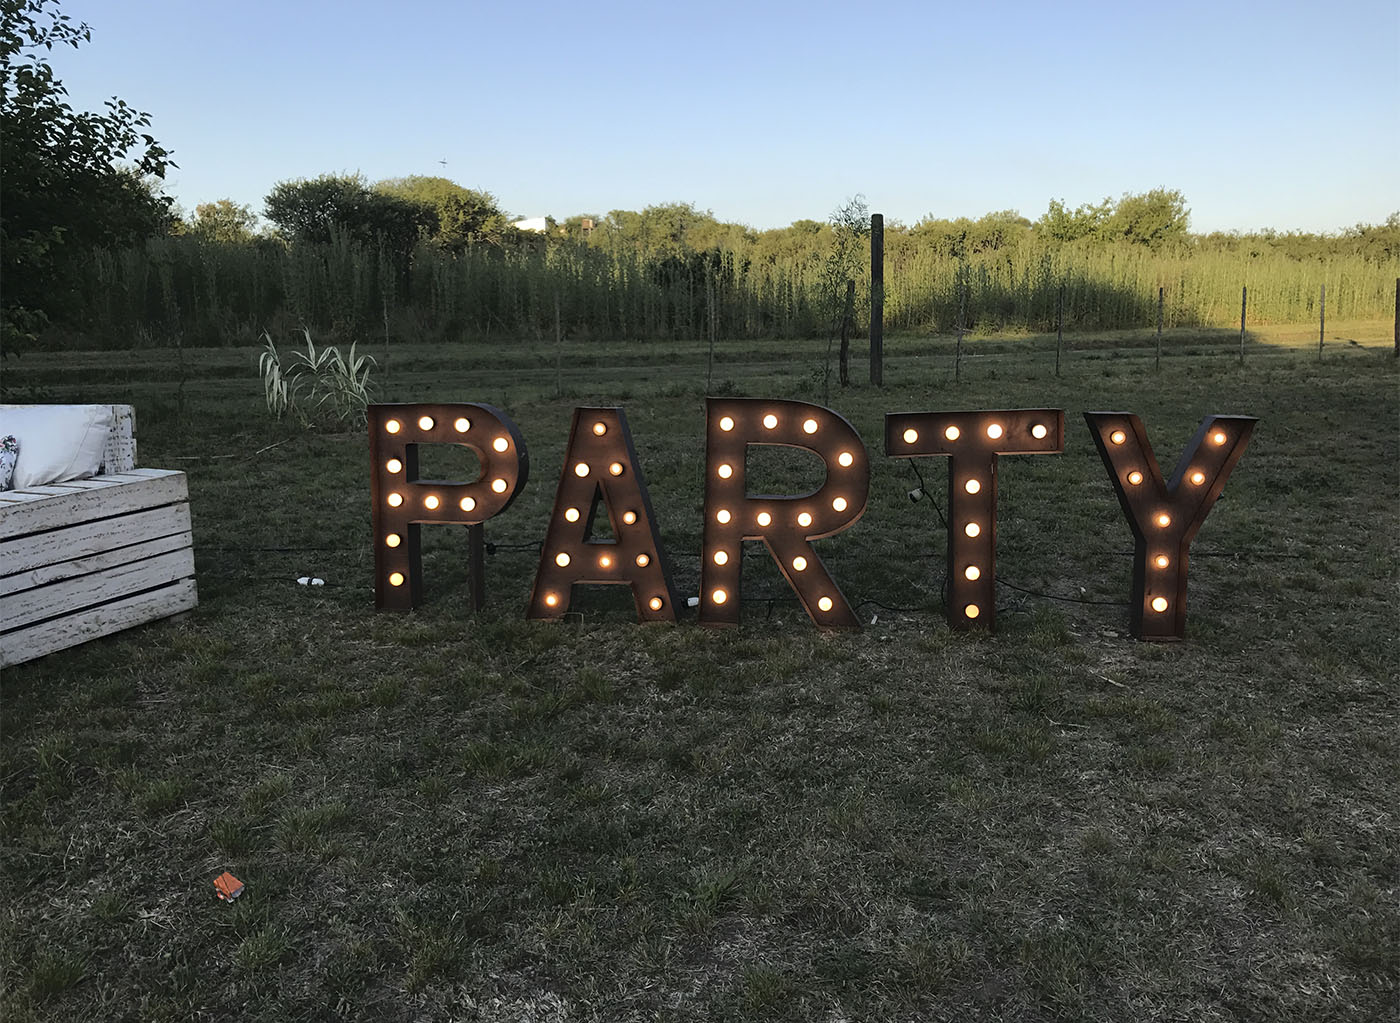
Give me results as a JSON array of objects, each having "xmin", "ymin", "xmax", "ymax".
[
  {"xmin": 1084, "ymin": 412, "xmax": 1257, "ymax": 640},
  {"xmin": 370, "ymin": 403, "xmax": 529, "ymax": 610},
  {"xmin": 528, "ymin": 407, "xmax": 679, "ymax": 622},
  {"xmin": 699, "ymin": 398, "xmax": 870, "ymax": 629},
  {"xmin": 885, "ymin": 409, "xmax": 1065, "ymax": 631}
]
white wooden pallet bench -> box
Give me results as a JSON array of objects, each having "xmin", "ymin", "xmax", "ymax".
[{"xmin": 0, "ymin": 405, "xmax": 197, "ymax": 668}]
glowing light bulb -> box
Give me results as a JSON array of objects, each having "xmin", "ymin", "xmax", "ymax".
[
  {"xmin": 717, "ymin": 509, "xmax": 731, "ymax": 524},
  {"xmin": 459, "ymin": 496, "xmax": 476, "ymax": 512},
  {"xmin": 491, "ymin": 478, "xmax": 507, "ymax": 493},
  {"xmin": 424, "ymin": 495, "xmax": 440, "ymax": 510},
  {"xmin": 574, "ymin": 462, "xmax": 590, "ymax": 477},
  {"xmin": 1156, "ymin": 513, "xmax": 1171, "ymax": 528},
  {"xmin": 838, "ymin": 451, "xmax": 854, "ymax": 467},
  {"xmin": 592, "ymin": 422, "xmax": 607, "ymax": 436},
  {"xmin": 1154, "ymin": 555, "xmax": 1170, "ymax": 569},
  {"xmin": 986, "ymin": 423, "xmax": 1003, "ymax": 440},
  {"xmin": 389, "ymin": 572, "xmax": 405, "ymax": 587},
  {"xmin": 1151, "ymin": 597, "xmax": 1169, "ymax": 613},
  {"xmin": 387, "ymin": 493, "xmax": 403, "ymax": 507},
  {"xmin": 757, "ymin": 512, "xmax": 771, "ymax": 527},
  {"xmin": 903, "ymin": 428, "xmax": 919, "ymax": 444},
  {"xmin": 454, "ymin": 417, "xmax": 471, "ymax": 432},
  {"xmin": 803, "ymin": 418, "xmax": 818, "ymax": 434},
  {"xmin": 1127, "ymin": 471, "xmax": 1144, "ymax": 486},
  {"xmin": 763, "ymin": 414, "xmax": 778, "ymax": 429},
  {"xmin": 385, "ymin": 458, "xmax": 403, "ymax": 474},
  {"xmin": 965, "ymin": 522, "xmax": 980, "ymax": 537},
  {"xmin": 609, "ymin": 462, "xmax": 624, "ymax": 476},
  {"xmin": 1212, "ymin": 431, "xmax": 1227, "ymax": 445},
  {"xmin": 965, "ymin": 603, "xmax": 980, "ymax": 619},
  {"xmin": 622, "ymin": 511, "xmax": 637, "ymax": 525},
  {"xmin": 385, "ymin": 419, "xmax": 401, "ymax": 434},
  {"xmin": 965, "ymin": 479, "xmax": 981, "ymax": 494},
  {"xmin": 964, "ymin": 565, "xmax": 980, "ymax": 581},
  {"xmin": 832, "ymin": 497, "xmax": 848, "ymax": 512},
  {"xmin": 712, "ymin": 588, "xmax": 728, "ymax": 605},
  {"xmin": 719, "ymin": 416, "xmax": 734, "ymax": 432},
  {"xmin": 599, "ymin": 555, "xmax": 612, "ymax": 568},
  {"xmin": 945, "ymin": 425, "xmax": 960, "ymax": 441},
  {"xmin": 797, "ymin": 512, "xmax": 812, "ymax": 527},
  {"xmin": 1189, "ymin": 470, "xmax": 1206, "ymax": 486},
  {"xmin": 792, "ymin": 556, "xmax": 807, "ymax": 572},
  {"xmin": 818, "ymin": 596, "xmax": 833, "ymax": 612},
  {"xmin": 418, "ymin": 416, "xmax": 435, "ymax": 431},
  {"xmin": 555, "ymin": 553, "xmax": 571, "ymax": 567},
  {"xmin": 713, "ymin": 550, "xmax": 729, "ymax": 565},
  {"xmin": 1110, "ymin": 430, "xmax": 1127, "ymax": 445},
  {"xmin": 636, "ymin": 553, "xmax": 650, "ymax": 567},
  {"xmin": 718, "ymin": 464, "xmax": 733, "ymax": 479},
  {"xmin": 1032, "ymin": 423, "xmax": 1048, "ymax": 439},
  {"xmin": 493, "ymin": 437, "xmax": 509, "ymax": 452},
  {"xmin": 545, "ymin": 593, "xmax": 559, "ymax": 607},
  {"xmin": 564, "ymin": 507, "xmax": 580, "ymax": 522},
  {"xmin": 385, "ymin": 533, "xmax": 401, "ymax": 548},
  {"xmin": 649, "ymin": 596, "xmax": 664, "ymax": 611}
]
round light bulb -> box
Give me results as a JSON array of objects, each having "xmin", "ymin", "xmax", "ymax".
[
  {"xmin": 757, "ymin": 512, "xmax": 771, "ymax": 527},
  {"xmin": 424, "ymin": 495, "xmax": 440, "ymax": 510},
  {"xmin": 986, "ymin": 423, "xmax": 1003, "ymax": 440},
  {"xmin": 713, "ymin": 550, "xmax": 728, "ymax": 565},
  {"xmin": 965, "ymin": 603, "xmax": 980, "ymax": 619},
  {"xmin": 797, "ymin": 512, "xmax": 812, "ymax": 528},
  {"xmin": 719, "ymin": 416, "xmax": 735, "ymax": 432},
  {"xmin": 832, "ymin": 497, "xmax": 848, "ymax": 512},
  {"xmin": 1031, "ymin": 424, "xmax": 1048, "ymax": 439},
  {"xmin": 622, "ymin": 511, "xmax": 637, "ymax": 525},
  {"xmin": 545, "ymin": 593, "xmax": 559, "ymax": 607},
  {"xmin": 964, "ymin": 565, "xmax": 980, "ymax": 581},
  {"xmin": 454, "ymin": 417, "xmax": 470, "ymax": 433},
  {"xmin": 387, "ymin": 493, "xmax": 403, "ymax": 507},
  {"xmin": 648, "ymin": 597, "xmax": 664, "ymax": 611},
  {"xmin": 1212, "ymin": 431, "xmax": 1227, "ymax": 446},
  {"xmin": 838, "ymin": 451, "xmax": 854, "ymax": 467},
  {"xmin": 1154, "ymin": 555, "xmax": 1170, "ymax": 569},
  {"xmin": 385, "ymin": 419, "xmax": 401, "ymax": 434},
  {"xmin": 1110, "ymin": 430, "xmax": 1127, "ymax": 445},
  {"xmin": 493, "ymin": 437, "xmax": 509, "ymax": 453},
  {"xmin": 592, "ymin": 422, "xmax": 607, "ymax": 436},
  {"xmin": 712, "ymin": 588, "xmax": 728, "ymax": 605},
  {"xmin": 598, "ymin": 555, "xmax": 612, "ymax": 568},
  {"xmin": 1189, "ymin": 470, "xmax": 1206, "ymax": 486},
  {"xmin": 817, "ymin": 596, "xmax": 833, "ymax": 612},
  {"xmin": 965, "ymin": 522, "xmax": 981, "ymax": 537},
  {"xmin": 574, "ymin": 462, "xmax": 590, "ymax": 478},
  {"xmin": 1127, "ymin": 471, "xmax": 1144, "ymax": 486},
  {"xmin": 564, "ymin": 507, "xmax": 580, "ymax": 522},
  {"xmin": 718, "ymin": 464, "xmax": 733, "ymax": 479},
  {"xmin": 803, "ymin": 418, "xmax": 819, "ymax": 434},
  {"xmin": 1156, "ymin": 513, "xmax": 1171, "ymax": 528},
  {"xmin": 903, "ymin": 428, "xmax": 919, "ymax": 444},
  {"xmin": 792, "ymin": 556, "xmax": 807, "ymax": 572},
  {"xmin": 944, "ymin": 425, "xmax": 960, "ymax": 441},
  {"xmin": 964, "ymin": 479, "xmax": 981, "ymax": 495},
  {"xmin": 418, "ymin": 416, "xmax": 435, "ymax": 431},
  {"xmin": 555, "ymin": 553, "xmax": 571, "ymax": 567},
  {"xmin": 389, "ymin": 572, "xmax": 405, "ymax": 587},
  {"xmin": 491, "ymin": 478, "xmax": 507, "ymax": 493},
  {"xmin": 609, "ymin": 462, "xmax": 624, "ymax": 476},
  {"xmin": 459, "ymin": 496, "xmax": 476, "ymax": 512},
  {"xmin": 763, "ymin": 414, "xmax": 778, "ymax": 429},
  {"xmin": 385, "ymin": 458, "xmax": 403, "ymax": 474},
  {"xmin": 385, "ymin": 533, "xmax": 401, "ymax": 548},
  {"xmin": 1151, "ymin": 597, "xmax": 1169, "ymax": 613},
  {"xmin": 636, "ymin": 553, "xmax": 650, "ymax": 567},
  {"xmin": 717, "ymin": 509, "xmax": 731, "ymax": 524}
]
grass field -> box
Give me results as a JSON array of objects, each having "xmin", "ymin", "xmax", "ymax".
[{"xmin": 2, "ymin": 323, "xmax": 1397, "ymax": 1021}]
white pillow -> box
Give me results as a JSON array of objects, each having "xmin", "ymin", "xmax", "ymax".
[{"xmin": 0, "ymin": 405, "xmax": 115, "ymax": 489}]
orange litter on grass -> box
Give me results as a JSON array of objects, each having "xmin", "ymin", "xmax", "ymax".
[{"xmin": 213, "ymin": 871, "xmax": 245, "ymax": 902}]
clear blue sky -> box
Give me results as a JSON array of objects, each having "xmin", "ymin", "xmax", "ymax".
[{"xmin": 45, "ymin": 0, "xmax": 1400, "ymax": 234}]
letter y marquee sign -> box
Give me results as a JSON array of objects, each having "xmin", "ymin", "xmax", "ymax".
[{"xmin": 369, "ymin": 400, "xmax": 1257, "ymax": 641}]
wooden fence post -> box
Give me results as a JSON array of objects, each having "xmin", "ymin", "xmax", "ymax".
[
  {"xmin": 1319, "ymin": 283, "xmax": 1325, "ymax": 361},
  {"xmin": 1156, "ymin": 286, "xmax": 1164, "ymax": 372},
  {"xmin": 869, "ymin": 213, "xmax": 884, "ymax": 386},
  {"xmin": 1239, "ymin": 286, "xmax": 1247, "ymax": 365},
  {"xmin": 1055, "ymin": 284, "xmax": 1063, "ymax": 378}
]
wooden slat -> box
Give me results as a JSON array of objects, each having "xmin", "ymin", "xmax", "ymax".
[
  {"xmin": 2, "ymin": 530, "xmax": 193, "ymax": 596},
  {"xmin": 0, "ymin": 578, "xmax": 197, "ymax": 668},
  {"xmin": 0, "ymin": 548, "xmax": 194, "ymax": 632},
  {"xmin": 0, "ymin": 471, "xmax": 187, "ymax": 536},
  {"xmin": 2, "ymin": 503, "xmax": 191, "ymax": 578}
]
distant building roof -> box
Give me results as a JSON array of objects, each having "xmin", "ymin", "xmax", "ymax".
[{"xmin": 512, "ymin": 216, "xmax": 548, "ymax": 233}]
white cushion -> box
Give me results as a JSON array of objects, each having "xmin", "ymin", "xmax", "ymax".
[{"xmin": 0, "ymin": 405, "xmax": 115, "ymax": 489}]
